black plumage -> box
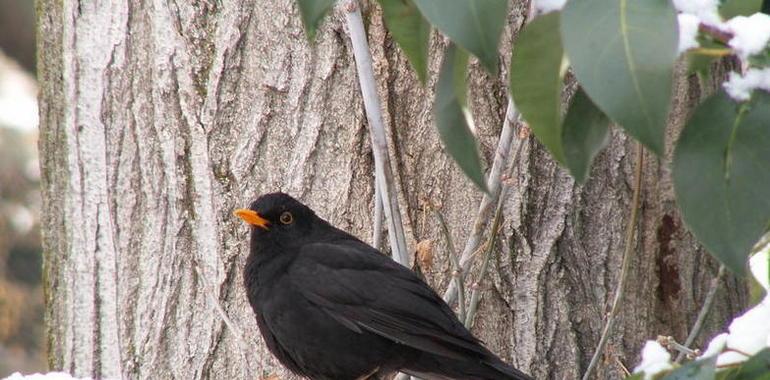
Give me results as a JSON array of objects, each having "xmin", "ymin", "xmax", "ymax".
[{"xmin": 235, "ymin": 192, "xmax": 533, "ymax": 380}]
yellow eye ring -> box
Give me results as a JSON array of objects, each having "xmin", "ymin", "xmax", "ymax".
[{"xmin": 279, "ymin": 211, "xmax": 293, "ymax": 225}]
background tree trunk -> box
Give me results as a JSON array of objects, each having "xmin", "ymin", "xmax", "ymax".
[{"xmin": 38, "ymin": 1, "xmax": 748, "ymax": 379}]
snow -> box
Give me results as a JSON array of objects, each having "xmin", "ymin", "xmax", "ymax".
[
  {"xmin": 678, "ymin": 13, "xmax": 701, "ymax": 52},
  {"xmin": 7, "ymin": 203, "xmax": 35, "ymax": 234},
  {"xmin": 3, "ymin": 373, "xmax": 91, "ymax": 380},
  {"xmin": 723, "ymin": 68, "xmax": 770, "ymax": 101},
  {"xmin": 724, "ymin": 13, "xmax": 770, "ymax": 60},
  {"xmin": 707, "ymin": 244, "xmax": 770, "ymax": 367},
  {"xmin": 750, "ymin": 248, "xmax": 769, "ymax": 292},
  {"xmin": 0, "ymin": 55, "xmax": 38, "ymax": 132},
  {"xmin": 719, "ymin": 297, "xmax": 770, "ymax": 366},
  {"xmin": 535, "ymin": 0, "xmax": 567, "ymax": 13},
  {"xmin": 672, "ymin": 0, "xmax": 721, "ymax": 25},
  {"xmin": 633, "ymin": 341, "xmax": 674, "ymax": 379},
  {"xmin": 701, "ymin": 333, "xmax": 728, "ymax": 357}
]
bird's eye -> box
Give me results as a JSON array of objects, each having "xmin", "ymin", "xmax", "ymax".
[{"xmin": 279, "ymin": 211, "xmax": 294, "ymax": 225}]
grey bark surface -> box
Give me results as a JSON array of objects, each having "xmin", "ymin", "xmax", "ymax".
[{"xmin": 38, "ymin": 1, "xmax": 748, "ymax": 379}]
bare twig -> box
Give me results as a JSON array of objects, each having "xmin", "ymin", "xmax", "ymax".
[
  {"xmin": 675, "ymin": 265, "xmax": 726, "ymax": 363},
  {"xmin": 463, "ymin": 134, "xmax": 527, "ymax": 328},
  {"xmin": 615, "ymin": 357, "xmax": 631, "ymax": 377},
  {"xmin": 698, "ymin": 23, "xmax": 733, "ymax": 44},
  {"xmin": 582, "ymin": 144, "xmax": 645, "ymax": 380},
  {"xmin": 346, "ymin": 2, "xmax": 413, "ymax": 378},
  {"xmin": 191, "ymin": 259, "xmax": 254, "ymax": 379},
  {"xmin": 443, "ymin": 100, "xmax": 519, "ymax": 305},
  {"xmin": 373, "ymin": 183, "xmax": 383, "ymax": 250},
  {"xmin": 464, "ymin": 191, "xmax": 506, "ymax": 328},
  {"xmin": 434, "ymin": 209, "xmax": 466, "ymax": 322},
  {"xmin": 344, "ymin": 0, "xmax": 409, "ymax": 266},
  {"xmin": 660, "ymin": 335, "xmax": 700, "ymax": 359}
]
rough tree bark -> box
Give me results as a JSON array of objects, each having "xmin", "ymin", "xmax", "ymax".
[{"xmin": 37, "ymin": 1, "xmax": 748, "ymax": 379}]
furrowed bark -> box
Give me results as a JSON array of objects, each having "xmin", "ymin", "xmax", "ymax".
[{"xmin": 38, "ymin": 1, "xmax": 747, "ymax": 379}]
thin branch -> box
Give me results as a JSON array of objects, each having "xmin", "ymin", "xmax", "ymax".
[
  {"xmin": 434, "ymin": 209, "xmax": 466, "ymax": 322},
  {"xmin": 191, "ymin": 259, "xmax": 254, "ymax": 380},
  {"xmin": 373, "ymin": 182, "xmax": 383, "ymax": 250},
  {"xmin": 615, "ymin": 357, "xmax": 631, "ymax": 378},
  {"xmin": 443, "ymin": 99, "xmax": 519, "ymax": 305},
  {"xmin": 463, "ymin": 135, "xmax": 527, "ymax": 328},
  {"xmin": 344, "ymin": 0, "xmax": 409, "ymax": 266},
  {"xmin": 660, "ymin": 335, "xmax": 700, "ymax": 359},
  {"xmin": 675, "ymin": 265, "xmax": 726, "ymax": 363},
  {"xmin": 346, "ymin": 2, "xmax": 412, "ymax": 379},
  {"xmin": 464, "ymin": 190, "xmax": 506, "ymax": 328},
  {"xmin": 698, "ymin": 23, "xmax": 733, "ymax": 44},
  {"xmin": 582, "ymin": 144, "xmax": 645, "ymax": 380},
  {"xmin": 691, "ymin": 47, "xmax": 732, "ymax": 57}
]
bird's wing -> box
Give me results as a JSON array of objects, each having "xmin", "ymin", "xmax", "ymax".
[{"xmin": 289, "ymin": 241, "xmax": 489, "ymax": 361}]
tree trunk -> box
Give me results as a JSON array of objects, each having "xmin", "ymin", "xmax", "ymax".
[{"xmin": 37, "ymin": 1, "xmax": 748, "ymax": 379}]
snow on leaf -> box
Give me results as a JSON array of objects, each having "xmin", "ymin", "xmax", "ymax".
[
  {"xmin": 723, "ymin": 68, "xmax": 770, "ymax": 101},
  {"xmin": 678, "ymin": 13, "xmax": 701, "ymax": 53},
  {"xmin": 724, "ymin": 13, "xmax": 770, "ymax": 60},
  {"xmin": 634, "ymin": 341, "xmax": 674, "ymax": 379},
  {"xmin": 535, "ymin": 0, "xmax": 567, "ymax": 14}
]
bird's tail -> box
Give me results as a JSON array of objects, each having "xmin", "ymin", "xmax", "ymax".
[{"xmin": 402, "ymin": 352, "xmax": 533, "ymax": 380}]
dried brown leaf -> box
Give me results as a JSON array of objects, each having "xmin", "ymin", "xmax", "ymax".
[{"xmin": 415, "ymin": 239, "xmax": 434, "ymax": 270}]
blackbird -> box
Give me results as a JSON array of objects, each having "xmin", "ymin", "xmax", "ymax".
[{"xmin": 235, "ymin": 192, "xmax": 533, "ymax": 380}]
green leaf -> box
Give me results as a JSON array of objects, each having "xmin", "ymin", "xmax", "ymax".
[
  {"xmin": 673, "ymin": 91, "xmax": 770, "ymax": 275},
  {"xmin": 749, "ymin": 273, "xmax": 768, "ymax": 306},
  {"xmin": 715, "ymin": 368, "xmax": 739, "ymax": 380},
  {"xmin": 561, "ymin": 0, "xmax": 678, "ymax": 155},
  {"xmin": 687, "ymin": 52, "xmax": 718, "ymax": 80},
  {"xmin": 625, "ymin": 374, "xmax": 645, "ymax": 380},
  {"xmin": 749, "ymin": 51, "xmax": 770, "ymax": 67},
  {"xmin": 297, "ymin": 0, "xmax": 335, "ymax": 40},
  {"xmin": 687, "ymin": 36, "xmax": 727, "ymax": 80},
  {"xmin": 378, "ymin": 0, "xmax": 431, "ymax": 84},
  {"xmin": 562, "ymin": 88, "xmax": 611, "ymax": 183},
  {"xmin": 509, "ymin": 12, "xmax": 567, "ymax": 164},
  {"xmin": 720, "ymin": 0, "xmax": 763, "ymax": 19},
  {"xmin": 435, "ymin": 44, "xmax": 489, "ymax": 193},
  {"xmin": 730, "ymin": 348, "xmax": 770, "ymax": 380},
  {"xmin": 661, "ymin": 356, "xmax": 717, "ymax": 380},
  {"xmin": 412, "ymin": 0, "xmax": 507, "ymax": 73}
]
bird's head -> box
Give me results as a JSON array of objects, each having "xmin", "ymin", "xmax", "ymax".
[{"xmin": 234, "ymin": 192, "xmax": 316, "ymax": 243}]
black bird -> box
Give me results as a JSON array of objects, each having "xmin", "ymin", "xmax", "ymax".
[{"xmin": 235, "ymin": 192, "xmax": 533, "ymax": 380}]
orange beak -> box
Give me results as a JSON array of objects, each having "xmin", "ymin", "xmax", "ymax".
[{"xmin": 234, "ymin": 209, "xmax": 270, "ymax": 230}]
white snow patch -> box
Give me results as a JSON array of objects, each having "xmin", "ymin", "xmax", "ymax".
[
  {"xmin": 673, "ymin": 0, "xmax": 721, "ymax": 25},
  {"xmin": 535, "ymin": 0, "xmax": 567, "ymax": 13},
  {"xmin": 0, "ymin": 56, "xmax": 38, "ymax": 132},
  {"xmin": 695, "ymin": 243, "xmax": 770, "ymax": 368},
  {"xmin": 723, "ymin": 68, "xmax": 770, "ymax": 101},
  {"xmin": 633, "ymin": 341, "xmax": 674, "ymax": 379},
  {"xmin": 678, "ymin": 13, "xmax": 701, "ymax": 52},
  {"xmin": 702, "ymin": 333, "xmax": 728, "ymax": 357},
  {"xmin": 724, "ymin": 13, "xmax": 770, "ymax": 59},
  {"xmin": 5, "ymin": 203, "xmax": 35, "ymax": 234},
  {"xmin": 751, "ymin": 246, "xmax": 770, "ymax": 292},
  {"xmin": 718, "ymin": 296, "xmax": 770, "ymax": 366}
]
